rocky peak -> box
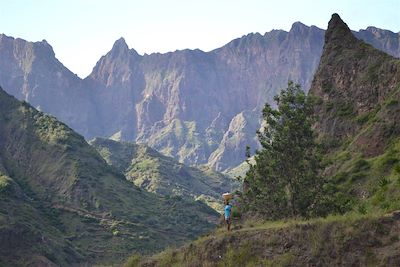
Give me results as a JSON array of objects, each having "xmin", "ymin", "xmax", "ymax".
[
  {"xmin": 325, "ymin": 13, "xmax": 356, "ymax": 46},
  {"xmin": 309, "ymin": 13, "xmax": 400, "ymax": 157},
  {"xmin": 290, "ymin": 21, "xmax": 309, "ymax": 34},
  {"xmin": 109, "ymin": 37, "xmax": 130, "ymax": 56},
  {"xmin": 88, "ymin": 37, "xmax": 141, "ymax": 84},
  {"xmin": 33, "ymin": 39, "xmax": 56, "ymax": 58}
]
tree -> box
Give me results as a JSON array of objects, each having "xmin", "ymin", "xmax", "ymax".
[{"xmin": 243, "ymin": 81, "xmax": 323, "ymax": 219}]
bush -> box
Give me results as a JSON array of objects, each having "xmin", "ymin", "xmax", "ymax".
[{"xmin": 123, "ymin": 254, "xmax": 142, "ymax": 267}]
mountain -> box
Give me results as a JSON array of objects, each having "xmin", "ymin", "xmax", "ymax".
[
  {"xmin": 90, "ymin": 137, "xmax": 238, "ymax": 210},
  {"xmin": 354, "ymin": 27, "xmax": 400, "ymax": 58},
  {"xmin": 0, "ymin": 87, "xmax": 218, "ymax": 266},
  {"xmin": 0, "ymin": 24, "xmax": 399, "ymax": 171},
  {"xmin": 309, "ymin": 14, "xmax": 400, "ymax": 212},
  {"xmin": 125, "ymin": 14, "xmax": 400, "ymax": 267},
  {"xmin": 0, "ymin": 34, "xmax": 97, "ymax": 137},
  {"xmin": 83, "ymin": 25, "xmax": 326, "ymax": 171}
]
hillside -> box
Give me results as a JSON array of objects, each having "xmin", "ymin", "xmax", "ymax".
[
  {"xmin": 90, "ymin": 138, "xmax": 238, "ymax": 210},
  {"xmin": 124, "ymin": 13, "xmax": 400, "ymax": 267},
  {"xmin": 0, "ymin": 25, "xmax": 399, "ymax": 171},
  {"xmin": 131, "ymin": 212, "xmax": 400, "ymax": 266},
  {"xmin": 0, "ymin": 87, "xmax": 218, "ymax": 266},
  {"xmin": 309, "ymin": 14, "xmax": 400, "ymax": 213}
]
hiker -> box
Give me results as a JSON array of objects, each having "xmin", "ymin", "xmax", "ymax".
[{"xmin": 224, "ymin": 200, "xmax": 232, "ymax": 231}]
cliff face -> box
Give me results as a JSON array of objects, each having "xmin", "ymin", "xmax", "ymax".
[
  {"xmin": 0, "ymin": 23, "xmax": 399, "ymax": 171},
  {"xmin": 85, "ymin": 25, "xmax": 326, "ymax": 170},
  {"xmin": 0, "ymin": 34, "xmax": 98, "ymax": 136},
  {"xmin": 310, "ymin": 14, "xmax": 400, "ymax": 156},
  {"xmin": 354, "ymin": 27, "xmax": 400, "ymax": 58}
]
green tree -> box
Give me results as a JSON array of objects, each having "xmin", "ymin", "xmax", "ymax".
[{"xmin": 243, "ymin": 81, "xmax": 323, "ymax": 219}]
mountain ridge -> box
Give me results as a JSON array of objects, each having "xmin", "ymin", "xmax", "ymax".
[
  {"xmin": 0, "ymin": 22, "xmax": 399, "ymax": 171},
  {"xmin": 126, "ymin": 13, "xmax": 400, "ymax": 267}
]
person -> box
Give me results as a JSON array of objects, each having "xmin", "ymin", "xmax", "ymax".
[{"xmin": 224, "ymin": 200, "xmax": 232, "ymax": 231}]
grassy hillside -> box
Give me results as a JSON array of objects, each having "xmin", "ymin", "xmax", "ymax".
[
  {"xmin": 0, "ymin": 88, "xmax": 218, "ymax": 266},
  {"xmin": 126, "ymin": 212, "xmax": 400, "ymax": 267},
  {"xmin": 90, "ymin": 137, "xmax": 238, "ymax": 210}
]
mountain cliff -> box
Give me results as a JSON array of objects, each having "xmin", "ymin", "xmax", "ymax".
[
  {"xmin": 83, "ymin": 25, "xmax": 325, "ymax": 171},
  {"xmin": 0, "ymin": 34, "xmax": 98, "ymax": 136},
  {"xmin": 0, "ymin": 24, "xmax": 399, "ymax": 171},
  {"xmin": 0, "ymin": 87, "xmax": 218, "ymax": 266}
]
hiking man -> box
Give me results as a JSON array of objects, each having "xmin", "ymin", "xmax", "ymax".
[{"xmin": 224, "ymin": 200, "xmax": 232, "ymax": 231}]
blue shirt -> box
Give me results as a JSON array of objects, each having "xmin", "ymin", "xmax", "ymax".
[{"xmin": 224, "ymin": 204, "xmax": 232, "ymax": 219}]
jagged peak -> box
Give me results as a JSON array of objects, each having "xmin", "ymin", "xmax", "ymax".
[
  {"xmin": 325, "ymin": 13, "xmax": 356, "ymax": 44},
  {"xmin": 290, "ymin": 21, "xmax": 308, "ymax": 32},
  {"xmin": 108, "ymin": 37, "xmax": 141, "ymax": 58},
  {"xmin": 112, "ymin": 37, "xmax": 129, "ymax": 51}
]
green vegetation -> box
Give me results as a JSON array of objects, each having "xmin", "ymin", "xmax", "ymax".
[
  {"xmin": 90, "ymin": 138, "xmax": 238, "ymax": 211},
  {"xmin": 128, "ymin": 211, "xmax": 400, "ymax": 266},
  {"xmin": 0, "ymin": 173, "xmax": 11, "ymax": 191},
  {"xmin": 0, "ymin": 88, "xmax": 217, "ymax": 266},
  {"xmin": 243, "ymin": 81, "xmax": 325, "ymax": 219},
  {"xmin": 124, "ymin": 14, "xmax": 400, "ymax": 267}
]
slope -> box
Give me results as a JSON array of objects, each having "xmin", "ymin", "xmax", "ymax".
[
  {"xmin": 90, "ymin": 138, "xmax": 238, "ymax": 210},
  {"xmin": 0, "ymin": 87, "xmax": 217, "ymax": 266},
  {"xmin": 131, "ymin": 212, "xmax": 400, "ymax": 267},
  {"xmin": 309, "ymin": 14, "xmax": 400, "ymax": 213}
]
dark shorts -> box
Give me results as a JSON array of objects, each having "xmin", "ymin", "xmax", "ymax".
[{"xmin": 225, "ymin": 217, "xmax": 231, "ymax": 223}]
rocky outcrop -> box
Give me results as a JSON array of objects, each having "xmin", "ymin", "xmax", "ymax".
[
  {"xmin": 309, "ymin": 14, "xmax": 400, "ymax": 155},
  {"xmin": 0, "ymin": 23, "xmax": 399, "ymax": 171},
  {"xmin": 308, "ymin": 14, "xmax": 400, "ymax": 212}
]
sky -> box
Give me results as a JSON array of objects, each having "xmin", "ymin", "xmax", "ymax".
[{"xmin": 1, "ymin": 0, "xmax": 399, "ymax": 78}]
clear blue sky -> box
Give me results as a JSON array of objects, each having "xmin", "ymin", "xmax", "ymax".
[{"xmin": 1, "ymin": 0, "xmax": 399, "ymax": 78}]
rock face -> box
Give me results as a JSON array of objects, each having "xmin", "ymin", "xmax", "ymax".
[
  {"xmin": 309, "ymin": 14, "xmax": 400, "ymax": 210},
  {"xmin": 83, "ymin": 27, "xmax": 326, "ymax": 171},
  {"xmin": 0, "ymin": 87, "xmax": 218, "ymax": 266},
  {"xmin": 310, "ymin": 14, "xmax": 400, "ymax": 155},
  {"xmin": 354, "ymin": 27, "xmax": 400, "ymax": 58},
  {"xmin": 0, "ymin": 34, "xmax": 97, "ymax": 136},
  {"xmin": 0, "ymin": 24, "xmax": 399, "ymax": 171}
]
